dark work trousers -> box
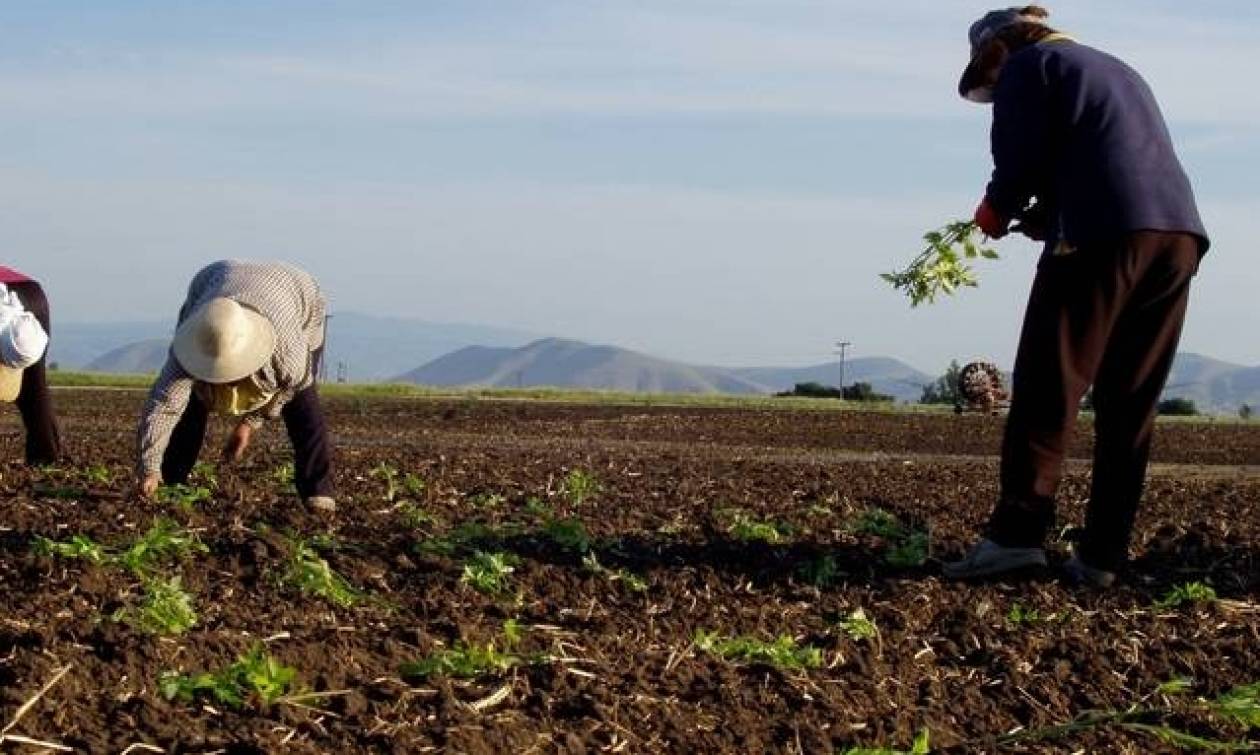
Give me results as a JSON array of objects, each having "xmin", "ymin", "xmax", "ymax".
[
  {"xmin": 160, "ymin": 353, "xmax": 334, "ymax": 498},
  {"xmin": 986, "ymin": 231, "xmax": 1201, "ymax": 571},
  {"xmin": 8, "ymin": 280, "xmax": 61, "ymax": 465}
]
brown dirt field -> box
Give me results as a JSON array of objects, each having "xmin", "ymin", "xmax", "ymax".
[{"xmin": 1, "ymin": 389, "xmax": 1258, "ymax": 753}]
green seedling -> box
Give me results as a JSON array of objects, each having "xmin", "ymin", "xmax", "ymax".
[
  {"xmin": 32, "ymin": 534, "xmax": 108, "ymax": 564},
  {"xmin": 1006, "ymin": 602, "xmax": 1043, "ymax": 625},
  {"xmin": 1154, "ymin": 581, "xmax": 1218, "ymax": 610},
  {"xmin": 1211, "ymin": 681, "xmax": 1260, "ymax": 727},
  {"xmin": 415, "ymin": 520, "xmax": 521, "ymax": 558},
  {"xmin": 118, "ymin": 518, "xmax": 209, "ymax": 575},
  {"xmin": 884, "ymin": 530, "xmax": 930, "ymax": 568},
  {"xmin": 80, "ymin": 463, "xmax": 114, "ymax": 485},
  {"xmin": 156, "ymin": 483, "xmax": 212, "ymax": 511},
  {"xmin": 561, "ymin": 469, "xmax": 600, "ymax": 505},
  {"xmin": 694, "ymin": 630, "xmax": 822, "ymax": 671},
  {"xmin": 468, "ymin": 491, "xmax": 507, "ymax": 509},
  {"xmin": 581, "ymin": 552, "xmax": 649, "ymax": 593},
  {"xmin": 727, "ymin": 511, "xmax": 791, "ymax": 544},
  {"xmin": 848, "ymin": 508, "xmax": 905, "ymax": 539},
  {"xmin": 882, "ymin": 219, "xmax": 999, "ymax": 307},
  {"xmin": 271, "ymin": 462, "xmax": 295, "ymax": 487},
  {"xmin": 844, "ymin": 728, "xmax": 931, "ymax": 755},
  {"xmin": 797, "ymin": 554, "xmax": 843, "ymax": 587},
  {"xmin": 190, "ymin": 461, "xmax": 218, "ymax": 488},
  {"xmin": 122, "ymin": 576, "xmax": 198, "ymax": 635},
  {"xmin": 837, "ymin": 608, "xmax": 878, "ymax": 642},
  {"xmin": 397, "ymin": 502, "xmax": 437, "ymax": 529},
  {"xmin": 401, "ymin": 641, "xmax": 519, "ymax": 680},
  {"xmin": 522, "ymin": 496, "xmax": 552, "ymax": 519},
  {"xmin": 460, "ymin": 551, "xmax": 519, "ymax": 595},
  {"xmin": 285, "ymin": 541, "xmax": 360, "ymax": 608},
  {"xmin": 160, "ymin": 644, "xmax": 298, "ymax": 709},
  {"xmin": 542, "ymin": 517, "xmax": 591, "ymax": 553}
]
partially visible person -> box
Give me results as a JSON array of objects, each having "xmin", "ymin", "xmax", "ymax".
[
  {"xmin": 135, "ymin": 260, "xmax": 335, "ymax": 511},
  {"xmin": 942, "ymin": 7, "xmax": 1208, "ymax": 587},
  {"xmin": 0, "ymin": 266, "xmax": 60, "ymax": 465}
]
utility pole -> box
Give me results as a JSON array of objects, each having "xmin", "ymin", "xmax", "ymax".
[{"xmin": 834, "ymin": 341, "xmax": 852, "ymax": 392}]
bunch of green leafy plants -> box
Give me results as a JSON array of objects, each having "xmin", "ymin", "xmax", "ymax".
[
  {"xmin": 1154, "ymin": 581, "xmax": 1218, "ymax": 610},
  {"xmin": 561, "ymin": 468, "xmax": 600, "ymax": 505},
  {"xmin": 846, "ymin": 508, "xmax": 930, "ymax": 568},
  {"xmin": 155, "ymin": 483, "xmax": 213, "ymax": 511},
  {"xmin": 160, "ymin": 645, "xmax": 298, "ymax": 708},
  {"xmin": 581, "ymin": 552, "xmax": 649, "ymax": 593},
  {"xmin": 460, "ymin": 551, "xmax": 520, "ymax": 595},
  {"xmin": 399, "ymin": 619, "xmax": 545, "ymax": 681},
  {"xmin": 541, "ymin": 516, "xmax": 591, "ymax": 553},
  {"xmin": 881, "ymin": 220, "xmax": 999, "ymax": 306},
  {"xmin": 844, "ymin": 728, "xmax": 931, "ymax": 755},
  {"xmin": 726, "ymin": 510, "xmax": 793, "ymax": 544},
  {"xmin": 285, "ymin": 540, "xmax": 361, "ymax": 608},
  {"xmin": 694, "ymin": 630, "xmax": 822, "ymax": 671},
  {"xmin": 117, "ymin": 576, "xmax": 198, "ymax": 635}
]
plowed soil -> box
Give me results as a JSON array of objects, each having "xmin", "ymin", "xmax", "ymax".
[{"xmin": 2, "ymin": 389, "xmax": 1258, "ymax": 754}]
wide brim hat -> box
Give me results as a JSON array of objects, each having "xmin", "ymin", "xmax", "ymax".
[
  {"xmin": 958, "ymin": 7, "xmax": 1050, "ymax": 102},
  {"xmin": 172, "ymin": 297, "xmax": 276, "ymax": 384},
  {"xmin": 0, "ymin": 364, "xmax": 20, "ymax": 402}
]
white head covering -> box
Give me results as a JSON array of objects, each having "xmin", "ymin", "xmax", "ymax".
[{"xmin": 0, "ymin": 283, "xmax": 48, "ymax": 401}]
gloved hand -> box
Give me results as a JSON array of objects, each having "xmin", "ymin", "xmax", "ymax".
[
  {"xmin": 974, "ymin": 198, "xmax": 1009, "ymax": 239},
  {"xmin": 1012, "ymin": 202, "xmax": 1050, "ymax": 241}
]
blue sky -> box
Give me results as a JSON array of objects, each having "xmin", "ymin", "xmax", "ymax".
[{"xmin": 3, "ymin": 1, "xmax": 1258, "ymax": 371}]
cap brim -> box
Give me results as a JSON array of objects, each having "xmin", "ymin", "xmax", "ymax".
[
  {"xmin": 958, "ymin": 58, "xmax": 993, "ymax": 102},
  {"xmin": 172, "ymin": 306, "xmax": 276, "ymax": 384},
  {"xmin": 0, "ymin": 365, "xmax": 22, "ymax": 402}
]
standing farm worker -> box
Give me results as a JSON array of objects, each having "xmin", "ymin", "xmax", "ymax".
[
  {"xmin": 942, "ymin": 7, "xmax": 1209, "ymax": 586},
  {"xmin": 135, "ymin": 260, "xmax": 336, "ymax": 511},
  {"xmin": 0, "ymin": 267, "xmax": 61, "ymax": 465}
]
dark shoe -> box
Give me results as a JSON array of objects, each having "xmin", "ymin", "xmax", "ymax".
[
  {"xmin": 943, "ymin": 538, "xmax": 1047, "ymax": 579},
  {"xmin": 1062, "ymin": 552, "xmax": 1116, "ymax": 588}
]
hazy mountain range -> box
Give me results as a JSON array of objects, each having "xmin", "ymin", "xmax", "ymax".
[{"xmin": 52, "ymin": 314, "xmax": 1260, "ymax": 412}]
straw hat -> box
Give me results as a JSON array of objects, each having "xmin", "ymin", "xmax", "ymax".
[{"xmin": 172, "ymin": 297, "xmax": 276, "ymax": 384}]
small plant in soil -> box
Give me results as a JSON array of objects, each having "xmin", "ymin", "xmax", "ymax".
[
  {"xmin": 461, "ymin": 551, "xmax": 519, "ymax": 595},
  {"xmin": 1006, "ymin": 602, "xmax": 1044, "ymax": 625},
  {"xmin": 371, "ymin": 462, "xmax": 400, "ymax": 501},
  {"xmin": 190, "ymin": 461, "xmax": 218, "ymax": 488},
  {"xmin": 582, "ymin": 552, "xmax": 649, "ymax": 593},
  {"xmin": 1212, "ymin": 681, "xmax": 1260, "ymax": 727},
  {"xmin": 400, "ymin": 622, "xmax": 532, "ymax": 681},
  {"xmin": 160, "ymin": 645, "xmax": 298, "ymax": 708},
  {"xmin": 884, "ymin": 529, "xmax": 930, "ymax": 568},
  {"xmin": 848, "ymin": 508, "xmax": 905, "ymax": 539},
  {"xmin": 837, "ymin": 608, "xmax": 878, "ymax": 642},
  {"xmin": 694, "ymin": 630, "xmax": 822, "ymax": 671},
  {"xmin": 32, "ymin": 534, "xmax": 109, "ymax": 564},
  {"xmin": 541, "ymin": 517, "xmax": 591, "ymax": 553},
  {"xmin": 797, "ymin": 554, "xmax": 843, "ymax": 587},
  {"xmin": 285, "ymin": 540, "xmax": 361, "ymax": 608},
  {"xmin": 120, "ymin": 576, "xmax": 198, "ymax": 635},
  {"xmin": 726, "ymin": 510, "xmax": 792, "ymax": 544},
  {"xmin": 561, "ymin": 468, "xmax": 600, "ymax": 505},
  {"xmin": 80, "ymin": 463, "xmax": 114, "ymax": 485},
  {"xmin": 882, "ymin": 219, "xmax": 998, "ymax": 307},
  {"xmin": 468, "ymin": 491, "xmax": 507, "ymax": 509},
  {"xmin": 843, "ymin": 728, "xmax": 931, "ymax": 755},
  {"xmin": 522, "ymin": 496, "xmax": 552, "ymax": 519},
  {"xmin": 396, "ymin": 502, "xmax": 437, "ymax": 529},
  {"xmin": 270, "ymin": 462, "xmax": 295, "ymax": 488},
  {"xmin": 156, "ymin": 483, "xmax": 212, "ymax": 511},
  {"xmin": 847, "ymin": 509, "xmax": 929, "ymax": 568},
  {"xmin": 1154, "ymin": 581, "xmax": 1218, "ymax": 610},
  {"xmin": 118, "ymin": 518, "xmax": 209, "ymax": 575}
]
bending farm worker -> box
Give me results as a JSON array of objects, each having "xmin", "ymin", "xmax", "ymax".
[
  {"xmin": 0, "ymin": 267, "xmax": 61, "ymax": 465},
  {"xmin": 135, "ymin": 260, "xmax": 336, "ymax": 511},
  {"xmin": 942, "ymin": 7, "xmax": 1209, "ymax": 586}
]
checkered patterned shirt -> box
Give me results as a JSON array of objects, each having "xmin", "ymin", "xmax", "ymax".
[{"xmin": 137, "ymin": 261, "xmax": 327, "ymax": 475}]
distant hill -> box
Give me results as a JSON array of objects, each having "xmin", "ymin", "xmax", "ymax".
[
  {"xmin": 1162, "ymin": 353, "xmax": 1260, "ymax": 414},
  {"xmin": 49, "ymin": 312, "xmax": 537, "ymax": 379},
  {"xmin": 397, "ymin": 338, "xmax": 768, "ymax": 394},
  {"xmin": 85, "ymin": 339, "xmax": 169, "ymax": 374}
]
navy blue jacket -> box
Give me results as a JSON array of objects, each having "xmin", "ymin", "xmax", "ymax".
[{"xmin": 986, "ymin": 39, "xmax": 1209, "ymax": 253}]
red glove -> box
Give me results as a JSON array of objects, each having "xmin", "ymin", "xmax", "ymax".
[{"xmin": 974, "ymin": 198, "xmax": 1009, "ymax": 239}]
